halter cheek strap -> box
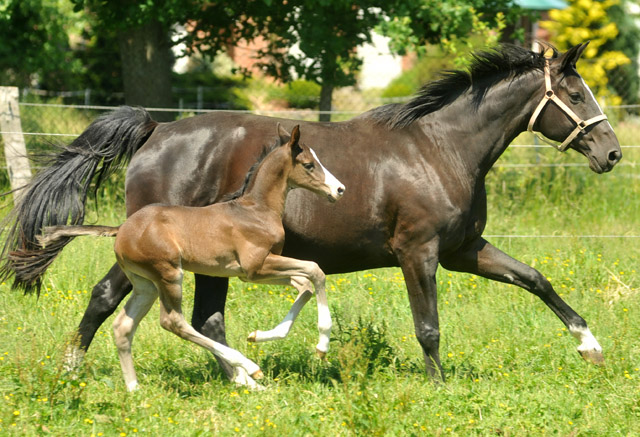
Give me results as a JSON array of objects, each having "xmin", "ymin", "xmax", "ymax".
[{"xmin": 527, "ymin": 59, "xmax": 608, "ymax": 152}]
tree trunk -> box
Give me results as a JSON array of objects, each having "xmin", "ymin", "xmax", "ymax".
[
  {"xmin": 118, "ymin": 20, "xmax": 174, "ymax": 121},
  {"xmin": 318, "ymin": 82, "xmax": 334, "ymax": 122}
]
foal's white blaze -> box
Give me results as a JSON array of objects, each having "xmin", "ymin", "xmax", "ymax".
[
  {"xmin": 309, "ymin": 148, "xmax": 345, "ymax": 200},
  {"xmin": 569, "ymin": 325, "xmax": 603, "ymax": 354},
  {"xmin": 581, "ymin": 77, "xmax": 613, "ymax": 131}
]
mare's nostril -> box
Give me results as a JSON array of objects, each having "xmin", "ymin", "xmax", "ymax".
[{"xmin": 608, "ymin": 149, "xmax": 622, "ymax": 164}]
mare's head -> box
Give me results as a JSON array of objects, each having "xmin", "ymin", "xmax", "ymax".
[
  {"xmin": 529, "ymin": 42, "xmax": 621, "ymax": 173},
  {"xmin": 278, "ymin": 124, "xmax": 345, "ymax": 202}
]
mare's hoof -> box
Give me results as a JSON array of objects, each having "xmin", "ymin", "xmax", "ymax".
[
  {"xmin": 579, "ymin": 349, "xmax": 605, "ymax": 366},
  {"xmin": 247, "ymin": 331, "xmax": 257, "ymax": 342},
  {"xmin": 251, "ymin": 369, "xmax": 264, "ymax": 380},
  {"xmin": 316, "ymin": 348, "xmax": 327, "ymax": 361}
]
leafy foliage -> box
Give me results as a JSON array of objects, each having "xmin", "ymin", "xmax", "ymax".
[
  {"xmin": 379, "ymin": 0, "xmax": 523, "ymax": 56},
  {"xmin": 0, "ymin": 0, "xmax": 85, "ymax": 89},
  {"xmin": 541, "ymin": 0, "xmax": 633, "ymax": 105}
]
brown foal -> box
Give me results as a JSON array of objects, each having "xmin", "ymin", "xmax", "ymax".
[{"xmin": 40, "ymin": 124, "xmax": 345, "ymax": 390}]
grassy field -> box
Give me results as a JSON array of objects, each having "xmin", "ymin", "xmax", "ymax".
[{"xmin": 0, "ymin": 125, "xmax": 639, "ymax": 435}]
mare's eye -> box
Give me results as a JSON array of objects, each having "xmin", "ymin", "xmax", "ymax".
[
  {"xmin": 303, "ymin": 163, "xmax": 315, "ymax": 171},
  {"xmin": 569, "ymin": 92, "xmax": 583, "ymax": 103}
]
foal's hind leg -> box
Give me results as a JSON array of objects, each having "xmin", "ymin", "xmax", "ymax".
[
  {"xmin": 156, "ymin": 276, "xmax": 263, "ymax": 388},
  {"xmin": 440, "ymin": 237, "xmax": 604, "ymax": 365},
  {"xmin": 112, "ymin": 273, "xmax": 158, "ymax": 391}
]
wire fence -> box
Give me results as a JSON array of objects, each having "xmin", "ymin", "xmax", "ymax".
[{"xmin": 1, "ymin": 99, "xmax": 639, "ymax": 239}]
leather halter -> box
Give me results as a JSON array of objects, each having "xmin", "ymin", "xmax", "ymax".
[{"xmin": 527, "ymin": 59, "xmax": 608, "ymax": 152}]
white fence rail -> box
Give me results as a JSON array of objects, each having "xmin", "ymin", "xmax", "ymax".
[{"xmin": 1, "ymin": 98, "xmax": 638, "ymax": 239}]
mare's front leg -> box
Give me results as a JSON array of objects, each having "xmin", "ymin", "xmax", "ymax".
[
  {"xmin": 244, "ymin": 254, "xmax": 331, "ymax": 357},
  {"xmin": 394, "ymin": 239, "xmax": 444, "ymax": 380},
  {"xmin": 67, "ymin": 263, "xmax": 132, "ymax": 370},
  {"xmin": 191, "ymin": 274, "xmax": 234, "ymax": 379},
  {"xmin": 440, "ymin": 237, "xmax": 604, "ymax": 365}
]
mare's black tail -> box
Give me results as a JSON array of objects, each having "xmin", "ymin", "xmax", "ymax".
[{"xmin": 0, "ymin": 106, "xmax": 158, "ymax": 295}]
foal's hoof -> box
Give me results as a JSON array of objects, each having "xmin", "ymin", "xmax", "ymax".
[
  {"xmin": 579, "ymin": 349, "xmax": 605, "ymax": 366},
  {"xmin": 247, "ymin": 331, "xmax": 257, "ymax": 343},
  {"xmin": 316, "ymin": 348, "xmax": 327, "ymax": 361},
  {"xmin": 251, "ymin": 369, "xmax": 265, "ymax": 380}
]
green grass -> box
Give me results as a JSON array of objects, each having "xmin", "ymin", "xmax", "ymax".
[{"xmin": 0, "ymin": 124, "xmax": 639, "ymax": 435}]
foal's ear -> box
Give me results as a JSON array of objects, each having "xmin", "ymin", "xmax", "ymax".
[
  {"xmin": 560, "ymin": 42, "xmax": 589, "ymax": 71},
  {"xmin": 277, "ymin": 122, "xmax": 291, "ymax": 145},
  {"xmin": 289, "ymin": 125, "xmax": 303, "ymax": 157}
]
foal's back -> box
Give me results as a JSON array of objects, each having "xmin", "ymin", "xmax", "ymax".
[{"xmin": 113, "ymin": 200, "xmax": 281, "ymax": 282}]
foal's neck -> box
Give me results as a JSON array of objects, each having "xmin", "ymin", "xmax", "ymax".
[{"xmin": 242, "ymin": 147, "xmax": 291, "ymax": 216}]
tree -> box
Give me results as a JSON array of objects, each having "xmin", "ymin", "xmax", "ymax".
[
  {"xmin": 0, "ymin": 0, "xmax": 84, "ymax": 89},
  {"xmin": 70, "ymin": 0, "xmax": 197, "ymax": 119},
  {"xmin": 601, "ymin": 0, "xmax": 640, "ymax": 104},
  {"xmin": 540, "ymin": 0, "xmax": 632, "ymax": 106},
  {"xmin": 379, "ymin": 0, "xmax": 523, "ymax": 57},
  {"xmin": 252, "ymin": 1, "xmax": 385, "ymax": 122},
  {"xmin": 236, "ymin": 0, "xmax": 521, "ymax": 121}
]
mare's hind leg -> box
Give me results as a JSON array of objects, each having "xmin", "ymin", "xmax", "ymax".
[
  {"xmin": 440, "ymin": 237, "xmax": 604, "ymax": 365},
  {"xmin": 191, "ymin": 275, "xmax": 234, "ymax": 379},
  {"xmin": 244, "ymin": 254, "xmax": 331, "ymax": 357},
  {"xmin": 156, "ymin": 276, "xmax": 263, "ymax": 388},
  {"xmin": 66, "ymin": 263, "xmax": 132, "ymax": 371},
  {"xmin": 112, "ymin": 272, "xmax": 158, "ymax": 391}
]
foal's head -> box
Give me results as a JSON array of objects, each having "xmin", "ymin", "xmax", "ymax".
[{"xmin": 278, "ymin": 124, "xmax": 345, "ymax": 203}]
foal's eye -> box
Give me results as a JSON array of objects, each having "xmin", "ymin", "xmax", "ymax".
[
  {"xmin": 303, "ymin": 163, "xmax": 315, "ymax": 171},
  {"xmin": 569, "ymin": 92, "xmax": 583, "ymax": 103}
]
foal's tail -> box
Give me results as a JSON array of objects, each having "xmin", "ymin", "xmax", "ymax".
[
  {"xmin": 0, "ymin": 106, "xmax": 157, "ymax": 295},
  {"xmin": 37, "ymin": 225, "xmax": 120, "ymax": 248}
]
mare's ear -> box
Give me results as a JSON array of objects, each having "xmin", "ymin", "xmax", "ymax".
[
  {"xmin": 560, "ymin": 42, "xmax": 589, "ymax": 72},
  {"xmin": 289, "ymin": 125, "xmax": 303, "ymax": 157},
  {"xmin": 277, "ymin": 122, "xmax": 291, "ymax": 145}
]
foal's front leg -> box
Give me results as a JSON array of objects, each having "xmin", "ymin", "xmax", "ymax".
[{"xmin": 244, "ymin": 254, "xmax": 331, "ymax": 357}]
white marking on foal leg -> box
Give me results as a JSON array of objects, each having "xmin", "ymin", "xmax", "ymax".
[
  {"xmin": 569, "ymin": 324, "xmax": 604, "ymax": 365},
  {"xmin": 231, "ymin": 367, "xmax": 265, "ymax": 390},
  {"xmin": 315, "ymin": 292, "xmax": 331, "ymax": 358},
  {"xmin": 248, "ymin": 290, "xmax": 313, "ymax": 342},
  {"xmin": 113, "ymin": 274, "xmax": 158, "ymax": 391},
  {"xmin": 309, "ymin": 273, "xmax": 331, "ymax": 358}
]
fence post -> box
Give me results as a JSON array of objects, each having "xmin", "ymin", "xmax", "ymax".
[{"xmin": 0, "ymin": 86, "xmax": 31, "ymax": 203}]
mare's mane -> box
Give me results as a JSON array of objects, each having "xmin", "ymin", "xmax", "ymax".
[
  {"xmin": 371, "ymin": 44, "xmax": 557, "ymax": 129},
  {"xmin": 221, "ymin": 139, "xmax": 281, "ymax": 202}
]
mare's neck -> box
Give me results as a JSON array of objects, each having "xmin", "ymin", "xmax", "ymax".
[
  {"xmin": 417, "ymin": 70, "xmax": 543, "ymax": 178},
  {"xmin": 242, "ymin": 148, "xmax": 290, "ymax": 216}
]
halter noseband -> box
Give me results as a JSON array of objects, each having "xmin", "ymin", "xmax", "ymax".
[{"xmin": 527, "ymin": 59, "xmax": 608, "ymax": 152}]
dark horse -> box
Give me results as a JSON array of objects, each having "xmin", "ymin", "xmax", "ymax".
[{"xmin": 1, "ymin": 43, "xmax": 621, "ymax": 380}]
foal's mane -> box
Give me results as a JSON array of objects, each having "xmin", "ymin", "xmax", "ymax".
[
  {"xmin": 372, "ymin": 44, "xmax": 557, "ymax": 129},
  {"xmin": 221, "ymin": 139, "xmax": 281, "ymax": 202}
]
